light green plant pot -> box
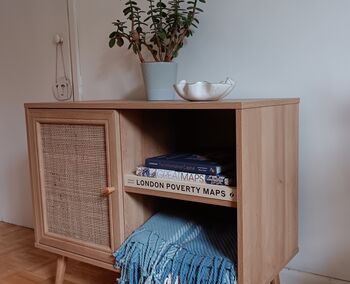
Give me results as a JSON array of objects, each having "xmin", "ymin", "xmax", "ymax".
[{"xmin": 141, "ymin": 62, "xmax": 177, "ymax": 101}]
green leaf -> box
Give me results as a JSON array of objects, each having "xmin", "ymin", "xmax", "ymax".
[
  {"xmin": 109, "ymin": 38, "xmax": 116, "ymax": 48},
  {"xmin": 123, "ymin": 7, "xmax": 131, "ymax": 15},
  {"xmin": 156, "ymin": 2, "xmax": 166, "ymax": 8},
  {"xmin": 109, "ymin": 0, "xmax": 206, "ymax": 60},
  {"xmin": 109, "ymin": 31, "xmax": 117, "ymax": 38},
  {"xmin": 186, "ymin": 30, "xmax": 193, "ymax": 36},
  {"xmin": 117, "ymin": 37, "xmax": 124, "ymax": 47},
  {"xmin": 158, "ymin": 30, "xmax": 166, "ymax": 40}
]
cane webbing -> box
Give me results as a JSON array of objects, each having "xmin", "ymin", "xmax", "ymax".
[{"xmin": 40, "ymin": 123, "xmax": 111, "ymax": 247}]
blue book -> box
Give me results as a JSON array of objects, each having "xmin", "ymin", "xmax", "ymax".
[{"xmin": 145, "ymin": 153, "xmax": 231, "ymax": 175}]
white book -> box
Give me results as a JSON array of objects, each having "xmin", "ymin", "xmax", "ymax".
[
  {"xmin": 136, "ymin": 166, "xmax": 233, "ymax": 185},
  {"xmin": 124, "ymin": 174, "xmax": 236, "ymax": 202}
]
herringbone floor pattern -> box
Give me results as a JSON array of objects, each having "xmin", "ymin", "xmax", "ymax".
[{"xmin": 0, "ymin": 222, "xmax": 117, "ymax": 284}]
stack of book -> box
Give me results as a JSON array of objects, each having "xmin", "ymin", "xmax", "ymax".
[
  {"xmin": 125, "ymin": 153, "xmax": 236, "ymax": 202},
  {"xmin": 138, "ymin": 153, "xmax": 234, "ymax": 186}
]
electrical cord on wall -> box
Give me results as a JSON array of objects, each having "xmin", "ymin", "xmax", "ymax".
[{"xmin": 53, "ymin": 34, "xmax": 72, "ymax": 101}]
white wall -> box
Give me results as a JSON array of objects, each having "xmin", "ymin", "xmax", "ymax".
[
  {"xmin": 0, "ymin": 0, "xmax": 71, "ymax": 227},
  {"xmin": 75, "ymin": 0, "xmax": 144, "ymax": 100},
  {"xmin": 75, "ymin": 0, "xmax": 350, "ymax": 282}
]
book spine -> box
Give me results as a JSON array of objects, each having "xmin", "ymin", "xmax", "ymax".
[
  {"xmin": 136, "ymin": 166, "xmax": 232, "ymax": 186},
  {"xmin": 124, "ymin": 174, "xmax": 236, "ymax": 202},
  {"xmin": 145, "ymin": 159, "xmax": 221, "ymax": 175}
]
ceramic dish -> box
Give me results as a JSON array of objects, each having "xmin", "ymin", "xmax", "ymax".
[{"xmin": 173, "ymin": 78, "xmax": 235, "ymax": 101}]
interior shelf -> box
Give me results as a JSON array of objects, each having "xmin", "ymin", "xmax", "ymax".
[{"xmin": 124, "ymin": 174, "xmax": 237, "ymax": 208}]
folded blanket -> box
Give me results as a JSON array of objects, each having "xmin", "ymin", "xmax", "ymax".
[{"xmin": 114, "ymin": 206, "xmax": 237, "ymax": 284}]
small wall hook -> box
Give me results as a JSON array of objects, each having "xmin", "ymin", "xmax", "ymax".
[{"xmin": 54, "ymin": 34, "xmax": 63, "ymax": 45}]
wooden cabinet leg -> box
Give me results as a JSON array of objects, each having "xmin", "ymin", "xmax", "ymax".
[
  {"xmin": 55, "ymin": 256, "xmax": 67, "ymax": 284},
  {"xmin": 271, "ymin": 274, "xmax": 280, "ymax": 284}
]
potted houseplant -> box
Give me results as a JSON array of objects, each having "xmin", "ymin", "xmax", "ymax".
[{"xmin": 109, "ymin": 0, "xmax": 206, "ymax": 100}]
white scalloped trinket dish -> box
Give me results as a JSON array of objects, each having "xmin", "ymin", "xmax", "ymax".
[{"xmin": 173, "ymin": 78, "xmax": 235, "ymax": 101}]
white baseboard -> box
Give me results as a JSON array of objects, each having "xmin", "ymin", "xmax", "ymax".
[{"xmin": 281, "ymin": 269, "xmax": 350, "ymax": 284}]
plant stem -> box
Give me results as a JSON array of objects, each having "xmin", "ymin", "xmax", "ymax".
[
  {"xmin": 141, "ymin": 41, "xmax": 160, "ymax": 61},
  {"xmin": 169, "ymin": 0, "xmax": 198, "ymax": 59},
  {"xmin": 149, "ymin": 0, "xmax": 163, "ymax": 61},
  {"xmin": 157, "ymin": 0, "xmax": 165, "ymax": 61},
  {"xmin": 129, "ymin": 4, "xmax": 145, "ymax": 63},
  {"xmin": 164, "ymin": 0, "xmax": 180, "ymax": 61}
]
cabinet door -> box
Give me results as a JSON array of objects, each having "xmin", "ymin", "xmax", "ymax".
[{"xmin": 26, "ymin": 109, "xmax": 123, "ymax": 265}]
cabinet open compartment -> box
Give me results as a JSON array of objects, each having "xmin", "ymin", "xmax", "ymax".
[
  {"xmin": 117, "ymin": 195, "xmax": 239, "ymax": 283},
  {"xmin": 117, "ymin": 103, "xmax": 299, "ymax": 284},
  {"xmin": 120, "ymin": 109, "xmax": 237, "ymax": 209}
]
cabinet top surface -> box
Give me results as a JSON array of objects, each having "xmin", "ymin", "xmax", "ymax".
[{"xmin": 25, "ymin": 98, "xmax": 299, "ymax": 110}]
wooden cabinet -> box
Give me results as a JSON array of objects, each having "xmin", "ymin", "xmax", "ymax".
[{"xmin": 25, "ymin": 99, "xmax": 299, "ymax": 284}]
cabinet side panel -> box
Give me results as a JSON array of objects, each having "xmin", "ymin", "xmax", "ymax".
[
  {"xmin": 237, "ymin": 104, "xmax": 299, "ymax": 284},
  {"xmin": 26, "ymin": 109, "xmax": 45, "ymax": 243},
  {"xmin": 283, "ymin": 104, "xmax": 299, "ymax": 259}
]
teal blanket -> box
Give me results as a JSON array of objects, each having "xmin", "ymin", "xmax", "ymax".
[{"xmin": 114, "ymin": 207, "xmax": 237, "ymax": 284}]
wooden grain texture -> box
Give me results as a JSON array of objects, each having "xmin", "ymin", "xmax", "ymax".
[
  {"xmin": 24, "ymin": 100, "xmax": 299, "ymax": 284},
  {"xmin": 236, "ymin": 104, "xmax": 299, "ymax": 284},
  {"xmin": 124, "ymin": 186, "xmax": 237, "ymax": 208},
  {"xmin": 55, "ymin": 256, "xmax": 66, "ymax": 284},
  {"xmin": 119, "ymin": 110, "xmax": 172, "ymax": 237},
  {"xmin": 26, "ymin": 109, "xmax": 123, "ymax": 267},
  {"xmin": 34, "ymin": 243, "xmax": 116, "ymax": 271},
  {"xmin": 108, "ymin": 111, "xmax": 125, "ymax": 253},
  {"xmin": 0, "ymin": 222, "xmax": 119, "ymax": 284},
  {"xmin": 271, "ymin": 274, "xmax": 281, "ymax": 284},
  {"xmin": 24, "ymin": 98, "xmax": 300, "ymax": 110}
]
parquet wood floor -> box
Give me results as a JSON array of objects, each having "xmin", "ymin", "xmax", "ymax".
[{"xmin": 0, "ymin": 222, "xmax": 118, "ymax": 284}]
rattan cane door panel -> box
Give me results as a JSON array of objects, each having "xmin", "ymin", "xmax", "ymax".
[
  {"xmin": 26, "ymin": 109, "xmax": 123, "ymax": 266},
  {"xmin": 40, "ymin": 123, "xmax": 110, "ymax": 247}
]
